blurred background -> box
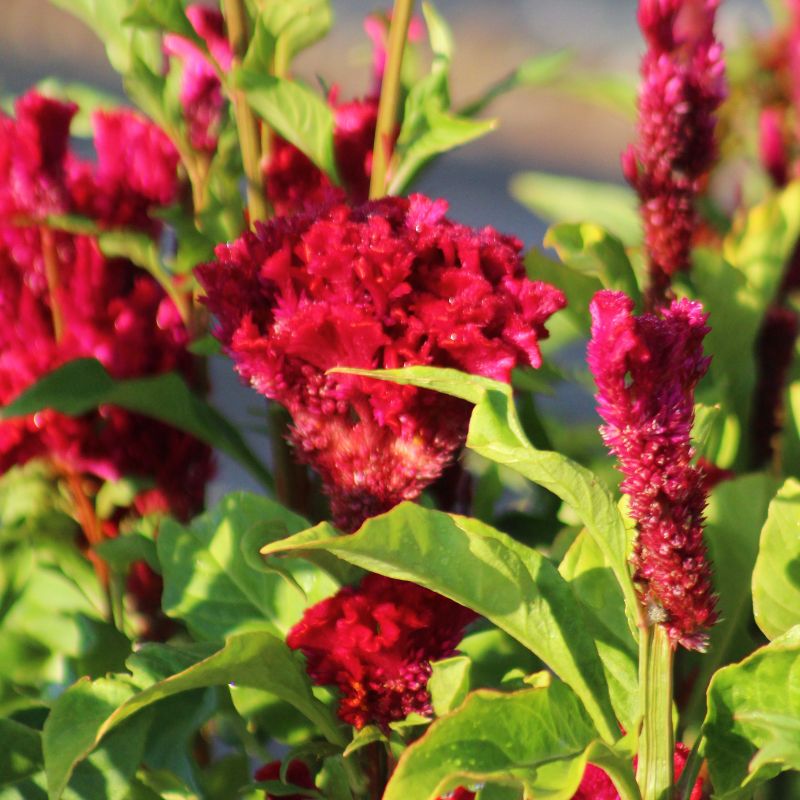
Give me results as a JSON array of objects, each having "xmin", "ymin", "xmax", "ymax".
[{"xmin": 0, "ymin": 0, "xmax": 774, "ymax": 498}]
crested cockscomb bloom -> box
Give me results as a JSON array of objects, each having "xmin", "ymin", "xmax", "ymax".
[
  {"xmin": 588, "ymin": 290, "xmax": 716, "ymax": 650},
  {"xmin": 287, "ymin": 573, "xmax": 476, "ymax": 729},
  {"xmin": 572, "ymin": 743, "xmax": 703, "ymax": 799},
  {"xmin": 164, "ymin": 5, "xmax": 233, "ymax": 153},
  {"xmin": 0, "ymin": 91, "xmax": 211, "ymax": 525},
  {"xmin": 199, "ymin": 194, "xmax": 565, "ymax": 531},
  {"xmin": 622, "ymin": 0, "xmax": 726, "ymax": 307}
]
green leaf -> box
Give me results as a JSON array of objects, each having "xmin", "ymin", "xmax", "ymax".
[
  {"xmin": 559, "ymin": 530, "xmax": 639, "ymax": 732},
  {"xmin": 157, "ymin": 492, "xmax": 339, "ymax": 640},
  {"xmin": 382, "ymin": 682, "xmax": 603, "ymax": 800},
  {"xmin": 233, "ymin": 69, "xmax": 339, "ymax": 182},
  {"xmin": 124, "ymin": 0, "xmax": 198, "ymax": 40},
  {"xmin": 251, "ymin": 0, "xmax": 332, "ymax": 73},
  {"xmin": 429, "ymin": 656, "xmax": 471, "ymax": 716},
  {"xmin": 0, "ymin": 359, "xmax": 272, "ymax": 490},
  {"xmin": 460, "ymin": 51, "xmax": 571, "ymax": 117},
  {"xmin": 544, "ymin": 223, "xmax": 641, "ymax": 306},
  {"xmin": 261, "ymin": 502, "xmax": 620, "ymax": 743},
  {"xmin": 510, "ymin": 172, "xmax": 641, "ymax": 246},
  {"xmin": 43, "ymin": 632, "xmax": 345, "ymax": 798},
  {"xmin": 753, "ymin": 478, "xmax": 800, "ymax": 641},
  {"xmin": 331, "ymin": 366, "xmax": 641, "ymax": 637},
  {"xmin": 342, "ymin": 725, "xmax": 387, "ymax": 758},
  {"xmin": 0, "ymin": 718, "xmax": 43, "ymax": 788},
  {"xmin": 703, "ymin": 626, "xmax": 800, "ymax": 797},
  {"xmin": 551, "ymin": 71, "xmax": 637, "ymax": 117}
]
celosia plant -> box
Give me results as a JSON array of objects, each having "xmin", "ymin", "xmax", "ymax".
[{"xmin": 2, "ymin": 1, "xmax": 800, "ymax": 800}]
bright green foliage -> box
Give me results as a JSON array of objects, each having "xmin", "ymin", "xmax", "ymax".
[{"xmin": 753, "ymin": 479, "xmax": 800, "ymax": 640}]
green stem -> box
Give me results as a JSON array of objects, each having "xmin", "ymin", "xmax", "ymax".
[
  {"xmin": 268, "ymin": 403, "xmax": 310, "ymax": 514},
  {"xmin": 637, "ymin": 625, "xmax": 675, "ymax": 800},
  {"xmin": 368, "ymin": 0, "xmax": 415, "ymax": 199},
  {"xmin": 223, "ymin": 0, "xmax": 270, "ymax": 225}
]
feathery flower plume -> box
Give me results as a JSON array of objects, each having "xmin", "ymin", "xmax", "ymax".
[
  {"xmin": 287, "ymin": 574, "xmax": 476, "ymax": 730},
  {"xmin": 623, "ymin": 0, "xmax": 726, "ymax": 307},
  {"xmin": 199, "ymin": 194, "xmax": 564, "ymax": 531},
  {"xmin": 588, "ymin": 290, "xmax": 716, "ymax": 650}
]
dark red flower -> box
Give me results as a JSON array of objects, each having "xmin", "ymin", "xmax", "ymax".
[
  {"xmin": 572, "ymin": 742, "xmax": 704, "ymax": 799},
  {"xmin": 287, "ymin": 574, "xmax": 476, "ymax": 730},
  {"xmin": 199, "ymin": 195, "xmax": 564, "ymax": 531},
  {"xmin": 588, "ymin": 290, "xmax": 716, "ymax": 650},
  {"xmin": 254, "ymin": 760, "xmax": 316, "ymax": 800},
  {"xmin": 623, "ymin": 0, "xmax": 726, "ymax": 307}
]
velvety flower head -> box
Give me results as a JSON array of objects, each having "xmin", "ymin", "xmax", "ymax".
[
  {"xmin": 287, "ymin": 573, "xmax": 476, "ymax": 730},
  {"xmin": 623, "ymin": 0, "xmax": 726, "ymax": 307},
  {"xmin": 572, "ymin": 742, "xmax": 703, "ymax": 799},
  {"xmin": 164, "ymin": 4, "xmax": 232, "ymax": 153},
  {"xmin": 588, "ymin": 289, "xmax": 716, "ymax": 650},
  {"xmin": 199, "ymin": 194, "xmax": 565, "ymax": 531}
]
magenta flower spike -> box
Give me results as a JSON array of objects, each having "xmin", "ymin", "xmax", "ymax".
[
  {"xmin": 588, "ymin": 290, "xmax": 716, "ymax": 650},
  {"xmin": 623, "ymin": 0, "xmax": 726, "ymax": 308},
  {"xmin": 199, "ymin": 195, "xmax": 565, "ymax": 531}
]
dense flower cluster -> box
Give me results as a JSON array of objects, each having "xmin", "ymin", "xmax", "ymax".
[
  {"xmin": 0, "ymin": 91, "xmax": 212, "ymax": 530},
  {"xmin": 622, "ymin": 0, "xmax": 726, "ymax": 307},
  {"xmin": 588, "ymin": 290, "xmax": 716, "ymax": 649},
  {"xmin": 572, "ymin": 743, "xmax": 703, "ymax": 799},
  {"xmin": 287, "ymin": 574, "xmax": 476, "ymax": 729},
  {"xmin": 199, "ymin": 194, "xmax": 564, "ymax": 531}
]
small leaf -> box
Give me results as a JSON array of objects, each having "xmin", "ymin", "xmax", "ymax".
[
  {"xmin": 124, "ymin": 0, "xmax": 198, "ymax": 41},
  {"xmin": 252, "ymin": 0, "xmax": 332, "ymax": 72},
  {"xmin": 0, "ymin": 359, "xmax": 273, "ymax": 490},
  {"xmin": 0, "ymin": 718, "xmax": 43, "ymax": 788},
  {"xmin": 261, "ymin": 502, "xmax": 620, "ymax": 743},
  {"xmin": 342, "ymin": 725, "xmax": 387, "ymax": 758},
  {"xmin": 510, "ymin": 172, "xmax": 641, "ymax": 246},
  {"xmin": 753, "ymin": 478, "xmax": 800, "ymax": 641},
  {"xmin": 233, "ymin": 68, "xmax": 339, "ymax": 183},
  {"xmin": 382, "ymin": 683, "xmax": 598, "ymax": 800},
  {"xmin": 703, "ymin": 626, "xmax": 800, "ymax": 797},
  {"xmin": 428, "ymin": 656, "xmax": 471, "ymax": 716}
]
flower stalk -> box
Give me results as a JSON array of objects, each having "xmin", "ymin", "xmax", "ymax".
[{"xmin": 368, "ymin": 0, "xmax": 415, "ymax": 199}]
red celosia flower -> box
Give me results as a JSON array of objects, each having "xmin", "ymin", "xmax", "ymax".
[
  {"xmin": 164, "ymin": 5, "xmax": 233, "ymax": 153},
  {"xmin": 287, "ymin": 573, "xmax": 476, "ymax": 730},
  {"xmin": 199, "ymin": 194, "xmax": 564, "ymax": 531},
  {"xmin": 587, "ymin": 290, "xmax": 716, "ymax": 650},
  {"xmin": 254, "ymin": 760, "xmax": 316, "ymax": 800},
  {"xmin": 622, "ymin": 0, "xmax": 726, "ymax": 307},
  {"xmin": 572, "ymin": 743, "xmax": 703, "ymax": 799},
  {"xmin": 759, "ymin": 106, "xmax": 790, "ymax": 187}
]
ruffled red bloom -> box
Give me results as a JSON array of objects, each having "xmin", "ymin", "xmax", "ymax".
[
  {"xmin": 623, "ymin": 0, "xmax": 726, "ymax": 307},
  {"xmin": 164, "ymin": 5, "xmax": 233, "ymax": 153},
  {"xmin": 588, "ymin": 290, "xmax": 716, "ymax": 650},
  {"xmin": 287, "ymin": 574, "xmax": 476, "ymax": 730},
  {"xmin": 254, "ymin": 760, "xmax": 316, "ymax": 800},
  {"xmin": 199, "ymin": 194, "xmax": 564, "ymax": 531},
  {"xmin": 572, "ymin": 743, "xmax": 703, "ymax": 799},
  {"xmin": 0, "ymin": 91, "xmax": 211, "ymax": 527}
]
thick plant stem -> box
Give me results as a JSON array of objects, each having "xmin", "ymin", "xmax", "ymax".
[
  {"xmin": 368, "ymin": 0, "xmax": 415, "ymax": 199},
  {"xmin": 637, "ymin": 625, "xmax": 675, "ymax": 800},
  {"xmin": 223, "ymin": 0, "xmax": 269, "ymax": 225}
]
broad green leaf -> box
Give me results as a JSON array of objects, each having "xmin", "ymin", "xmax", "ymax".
[
  {"xmin": 0, "ymin": 358, "xmax": 272, "ymax": 490},
  {"xmin": 544, "ymin": 223, "xmax": 641, "ymax": 305},
  {"xmin": 382, "ymin": 682, "xmax": 634, "ymax": 800},
  {"xmin": 251, "ymin": 0, "xmax": 332, "ymax": 73},
  {"xmin": 124, "ymin": 0, "xmax": 198, "ymax": 40},
  {"xmin": 34, "ymin": 80, "xmax": 123, "ymax": 138},
  {"xmin": 559, "ymin": 530, "xmax": 639, "ymax": 732},
  {"xmin": 43, "ymin": 632, "xmax": 345, "ymax": 799},
  {"xmin": 460, "ymin": 51, "xmax": 571, "ymax": 117},
  {"xmin": 753, "ymin": 478, "xmax": 800, "ymax": 640},
  {"xmin": 233, "ymin": 69, "xmax": 339, "ymax": 182},
  {"xmin": 0, "ymin": 718, "xmax": 43, "ymax": 788},
  {"xmin": 703, "ymin": 626, "xmax": 800, "ymax": 797},
  {"xmin": 157, "ymin": 492, "xmax": 338, "ymax": 639},
  {"xmin": 332, "ymin": 366, "xmax": 641, "ymax": 635},
  {"xmin": 429, "ymin": 656, "xmax": 471, "ymax": 716},
  {"xmin": 510, "ymin": 172, "xmax": 641, "ymax": 246},
  {"xmin": 261, "ymin": 502, "xmax": 620, "ymax": 742}
]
